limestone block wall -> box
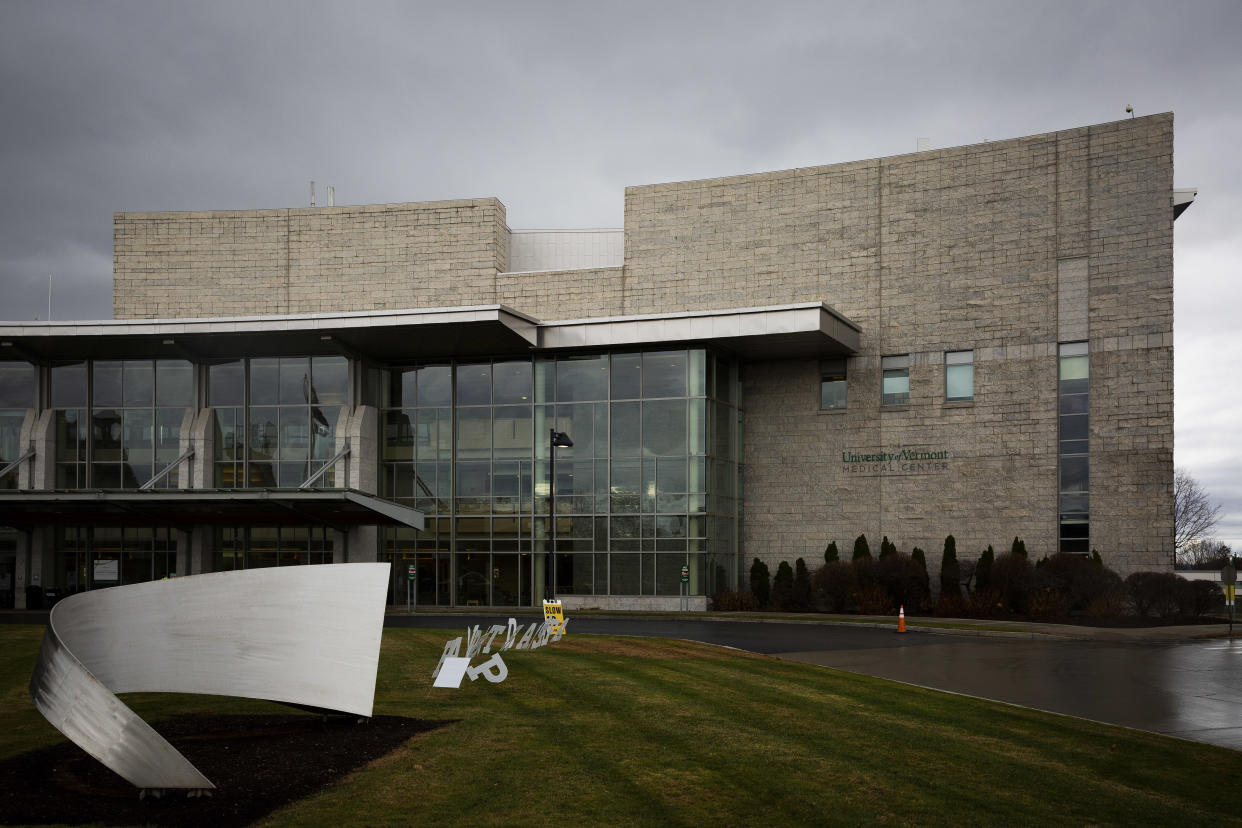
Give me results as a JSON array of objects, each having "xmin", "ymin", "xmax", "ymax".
[
  {"xmin": 496, "ymin": 266, "xmax": 625, "ymax": 320},
  {"xmin": 728, "ymin": 115, "xmax": 1174, "ymax": 577},
  {"xmin": 114, "ymin": 199, "xmax": 508, "ymax": 319}
]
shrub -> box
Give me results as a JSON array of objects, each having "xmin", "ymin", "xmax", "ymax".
[
  {"xmin": 1026, "ymin": 588, "xmax": 1072, "ymax": 619},
  {"xmin": 852, "ymin": 555, "xmax": 876, "ymax": 592},
  {"xmin": 1192, "ymin": 580, "xmax": 1224, "ymax": 617},
  {"xmin": 791, "ymin": 558, "xmax": 813, "ymax": 611},
  {"xmin": 852, "ymin": 534, "xmax": 872, "ymax": 561},
  {"xmin": 880, "ymin": 536, "xmax": 897, "ymax": 559},
  {"xmin": 1071, "ymin": 567, "xmax": 1124, "ymax": 611},
  {"xmin": 813, "ymin": 561, "xmax": 857, "ymax": 613},
  {"xmin": 976, "ymin": 545, "xmax": 994, "ymax": 591},
  {"xmin": 824, "ymin": 542, "xmax": 840, "ymax": 564},
  {"xmin": 968, "ymin": 587, "xmax": 1004, "ymax": 618},
  {"xmin": 875, "ymin": 553, "xmax": 929, "ymax": 611},
  {"xmin": 939, "ymin": 535, "xmax": 960, "ymax": 602},
  {"xmin": 1036, "ymin": 552, "xmax": 1121, "ymax": 612},
  {"xmin": 749, "ymin": 558, "xmax": 771, "ymax": 608},
  {"xmin": 911, "ymin": 547, "xmax": 927, "ymax": 573},
  {"xmin": 853, "ymin": 585, "xmax": 893, "ymax": 614},
  {"xmin": 1086, "ymin": 589, "xmax": 1128, "ymax": 618},
  {"xmin": 711, "ymin": 590, "xmax": 758, "ymax": 611},
  {"xmin": 937, "ymin": 592, "xmax": 968, "ymax": 617},
  {"xmin": 1011, "ymin": 537, "xmax": 1028, "ymax": 558},
  {"xmin": 991, "ymin": 552, "xmax": 1035, "ymax": 613},
  {"xmin": 771, "ymin": 561, "xmax": 795, "ymax": 610},
  {"xmin": 1125, "ymin": 571, "xmax": 1189, "ymax": 618}
]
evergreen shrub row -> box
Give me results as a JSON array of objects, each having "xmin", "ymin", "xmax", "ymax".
[{"xmin": 714, "ymin": 534, "xmax": 1224, "ymax": 621}]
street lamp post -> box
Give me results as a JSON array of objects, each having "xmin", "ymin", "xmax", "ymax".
[{"xmin": 548, "ymin": 428, "xmax": 573, "ymax": 601}]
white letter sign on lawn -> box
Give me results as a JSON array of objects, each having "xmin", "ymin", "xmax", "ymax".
[{"xmin": 431, "ymin": 614, "xmax": 568, "ymax": 689}]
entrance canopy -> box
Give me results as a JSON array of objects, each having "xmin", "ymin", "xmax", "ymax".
[{"xmin": 0, "ymin": 490, "xmax": 424, "ymax": 532}]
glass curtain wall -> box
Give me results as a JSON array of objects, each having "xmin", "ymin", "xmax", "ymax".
[
  {"xmin": 0, "ymin": 362, "xmax": 35, "ymax": 607},
  {"xmin": 51, "ymin": 526, "xmax": 177, "ymax": 594},
  {"xmin": 211, "ymin": 527, "xmax": 334, "ymax": 570},
  {"xmin": 0, "ymin": 361, "xmax": 35, "ymax": 489},
  {"xmin": 49, "ymin": 359, "xmax": 193, "ymax": 488},
  {"xmin": 379, "ymin": 349, "xmax": 742, "ymax": 606},
  {"xmin": 209, "ymin": 356, "xmax": 349, "ymax": 487}
]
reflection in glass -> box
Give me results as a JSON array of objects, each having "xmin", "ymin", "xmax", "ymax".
[
  {"xmin": 643, "ymin": 351, "xmax": 687, "ymax": 398},
  {"xmin": 556, "ymin": 354, "xmax": 607, "ymax": 401},
  {"xmin": 611, "ymin": 354, "xmax": 642, "ymax": 400},
  {"xmin": 0, "ymin": 362, "xmax": 35, "ymax": 408},
  {"xmin": 156, "ymin": 361, "xmax": 194, "ymax": 406},
  {"xmin": 611, "ymin": 402, "xmax": 640, "ymax": 457},
  {"xmin": 881, "ymin": 355, "xmax": 910, "ymax": 406},
  {"xmin": 123, "ymin": 361, "xmax": 154, "ymax": 406},
  {"xmin": 51, "ymin": 362, "xmax": 88, "ymax": 408},
  {"xmin": 820, "ymin": 358, "xmax": 847, "ymax": 410},
  {"xmin": 93, "ymin": 362, "xmax": 124, "ymax": 407},
  {"xmin": 493, "ymin": 360, "xmax": 532, "ymax": 404},
  {"xmin": 457, "ymin": 362, "xmax": 492, "ymax": 406},
  {"xmin": 209, "ymin": 361, "xmax": 245, "ymax": 406},
  {"xmin": 643, "ymin": 400, "xmax": 686, "ymax": 456},
  {"xmin": 311, "ymin": 356, "xmax": 349, "ymax": 405}
]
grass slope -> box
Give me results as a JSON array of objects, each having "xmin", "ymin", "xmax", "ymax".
[{"xmin": 2, "ymin": 625, "xmax": 1239, "ymax": 827}]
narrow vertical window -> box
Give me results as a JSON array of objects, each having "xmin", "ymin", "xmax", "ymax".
[
  {"xmin": 881, "ymin": 355, "xmax": 910, "ymax": 406},
  {"xmin": 945, "ymin": 351, "xmax": 974, "ymax": 402},
  {"xmin": 819, "ymin": 358, "xmax": 847, "ymax": 410},
  {"xmin": 1058, "ymin": 342, "xmax": 1089, "ymax": 553}
]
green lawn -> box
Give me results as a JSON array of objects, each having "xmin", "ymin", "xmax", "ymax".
[{"xmin": 3, "ymin": 624, "xmax": 1240, "ymax": 826}]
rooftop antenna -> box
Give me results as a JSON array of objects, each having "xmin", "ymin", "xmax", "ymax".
[
  {"xmin": 47, "ymin": 274, "xmax": 52, "ymax": 321},
  {"xmin": 1125, "ymin": 105, "xmax": 1134, "ymax": 119},
  {"xmin": 327, "ymin": 185, "xmax": 335, "ymax": 206},
  {"xmin": 310, "ymin": 180, "xmax": 316, "ymax": 207}
]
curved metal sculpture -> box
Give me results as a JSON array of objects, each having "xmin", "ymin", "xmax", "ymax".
[{"xmin": 29, "ymin": 563, "xmax": 390, "ymax": 792}]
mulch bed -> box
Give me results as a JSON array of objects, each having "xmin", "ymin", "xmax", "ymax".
[{"xmin": 0, "ymin": 713, "xmax": 451, "ymax": 827}]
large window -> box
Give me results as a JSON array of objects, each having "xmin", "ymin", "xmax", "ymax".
[
  {"xmin": 379, "ymin": 349, "xmax": 740, "ymax": 606},
  {"xmin": 50, "ymin": 360, "xmax": 193, "ymax": 489},
  {"xmin": 212, "ymin": 526, "xmax": 334, "ymax": 570},
  {"xmin": 881, "ymin": 355, "xmax": 910, "ymax": 406},
  {"xmin": 0, "ymin": 362, "xmax": 35, "ymax": 489},
  {"xmin": 1058, "ymin": 343, "xmax": 1089, "ymax": 553},
  {"xmin": 91, "ymin": 360, "xmax": 193, "ymax": 488},
  {"xmin": 210, "ymin": 356, "xmax": 348, "ymax": 488},
  {"xmin": 945, "ymin": 351, "xmax": 974, "ymax": 402},
  {"xmin": 53, "ymin": 526, "xmax": 177, "ymax": 591},
  {"xmin": 819, "ymin": 358, "xmax": 847, "ymax": 410}
]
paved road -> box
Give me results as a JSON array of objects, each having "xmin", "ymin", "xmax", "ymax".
[{"xmin": 390, "ymin": 613, "xmax": 1242, "ymax": 750}]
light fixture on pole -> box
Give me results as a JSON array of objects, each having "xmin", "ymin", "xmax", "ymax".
[{"xmin": 548, "ymin": 428, "xmax": 573, "ymax": 601}]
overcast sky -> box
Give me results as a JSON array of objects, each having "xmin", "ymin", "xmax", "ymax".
[{"xmin": 2, "ymin": 0, "xmax": 1239, "ymax": 550}]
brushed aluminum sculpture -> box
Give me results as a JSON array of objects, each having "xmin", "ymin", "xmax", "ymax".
[{"xmin": 29, "ymin": 563, "xmax": 390, "ymax": 793}]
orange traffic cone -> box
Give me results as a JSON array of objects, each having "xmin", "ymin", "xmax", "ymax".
[{"xmin": 897, "ymin": 605, "xmax": 907, "ymax": 633}]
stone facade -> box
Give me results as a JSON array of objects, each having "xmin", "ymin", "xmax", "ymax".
[
  {"xmin": 114, "ymin": 199, "xmax": 508, "ymax": 318},
  {"xmin": 110, "ymin": 114, "xmax": 1176, "ymax": 576}
]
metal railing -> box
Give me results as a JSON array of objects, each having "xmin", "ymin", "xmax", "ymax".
[{"xmin": 139, "ymin": 447, "xmax": 195, "ymax": 490}]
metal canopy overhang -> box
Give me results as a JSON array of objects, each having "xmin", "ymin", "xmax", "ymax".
[
  {"xmin": 538, "ymin": 302, "xmax": 861, "ymax": 359},
  {"xmin": 0, "ymin": 305, "xmax": 538, "ymax": 362},
  {"xmin": 0, "ymin": 490, "xmax": 424, "ymax": 531},
  {"xmin": 0, "ymin": 301, "xmax": 860, "ymax": 363}
]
